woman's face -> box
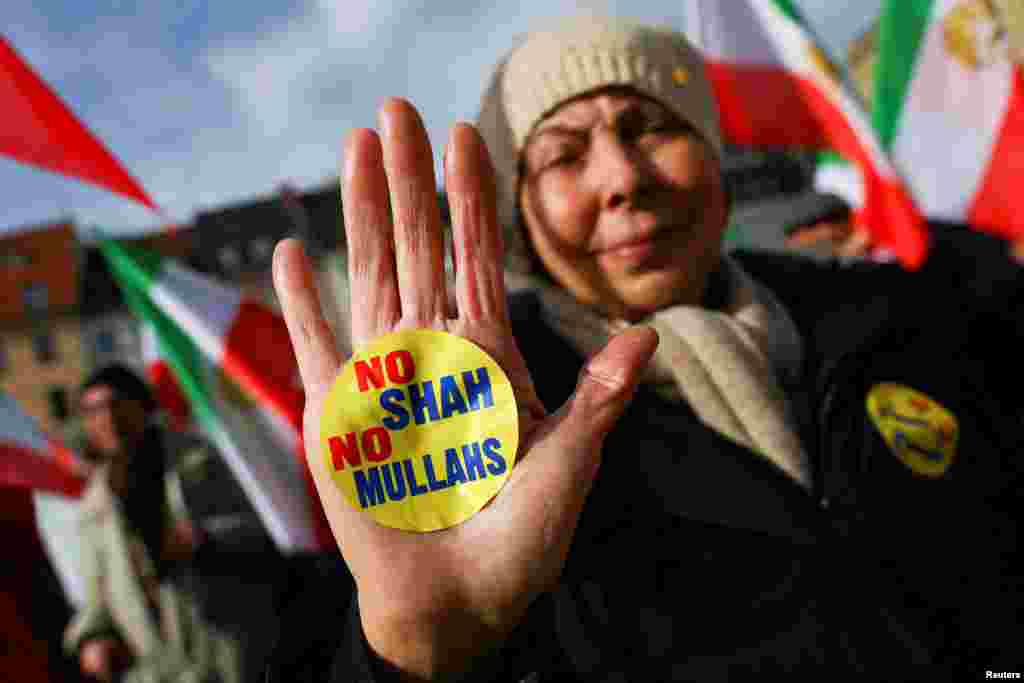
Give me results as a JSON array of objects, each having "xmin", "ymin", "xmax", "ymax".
[{"xmin": 518, "ymin": 88, "xmax": 729, "ymax": 320}]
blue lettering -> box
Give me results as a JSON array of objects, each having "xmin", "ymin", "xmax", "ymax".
[
  {"xmin": 409, "ymin": 381, "xmax": 440, "ymax": 425},
  {"xmin": 381, "ymin": 462, "xmax": 406, "ymax": 501},
  {"xmin": 462, "ymin": 442, "xmax": 487, "ymax": 481},
  {"xmin": 445, "ymin": 448, "xmax": 467, "ymax": 486},
  {"xmin": 439, "ymin": 375, "xmax": 469, "ymax": 419},
  {"xmin": 380, "ymin": 389, "xmax": 410, "ymax": 430},
  {"xmin": 894, "ymin": 431, "xmax": 945, "ymax": 462},
  {"xmin": 463, "ymin": 368, "xmax": 493, "ymax": 411},
  {"xmin": 483, "ymin": 437, "xmax": 507, "ymax": 476},
  {"xmin": 354, "ymin": 467, "xmax": 386, "ymax": 508},
  {"xmin": 423, "ymin": 454, "xmax": 449, "ymax": 491},
  {"xmin": 403, "ymin": 458, "xmax": 429, "ymax": 496}
]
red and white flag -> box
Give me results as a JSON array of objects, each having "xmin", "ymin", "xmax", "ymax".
[
  {"xmin": 1, "ymin": 390, "xmax": 87, "ymax": 606},
  {"xmin": 1, "ymin": 390, "xmax": 83, "ymax": 498}
]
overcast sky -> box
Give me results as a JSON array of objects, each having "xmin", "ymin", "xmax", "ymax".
[{"xmin": 1, "ymin": 0, "xmax": 879, "ymax": 238}]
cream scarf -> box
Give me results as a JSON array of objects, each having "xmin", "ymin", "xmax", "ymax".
[{"xmin": 536, "ymin": 258, "xmax": 811, "ymax": 489}]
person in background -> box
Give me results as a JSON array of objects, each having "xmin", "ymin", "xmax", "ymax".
[
  {"xmin": 64, "ymin": 364, "xmax": 242, "ymax": 683},
  {"xmin": 268, "ymin": 15, "xmax": 1023, "ymax": 680},
  {"xmin": 782, "ymin": 192, "xmax": 872, "ymax": 261}
]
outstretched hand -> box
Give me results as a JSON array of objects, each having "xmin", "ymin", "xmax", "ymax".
[{"xmin": 272, "ymin": 98, "xmax": 657, "ymax": 679}]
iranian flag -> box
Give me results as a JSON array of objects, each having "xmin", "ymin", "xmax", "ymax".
[
  {"xmin": 688, "ymin": 0, "xmax": 930, "ymax": 268},
  {"xmin": 0, "ymin": 390, "xmax": 87, "ymax": 606},
  {"xmin": 100, "ymin": 240, "xmax": 333, "ymax": 552},
  {"xmin": 874, "ymin": 0, "xmax": 1024, "ymax": 241}
]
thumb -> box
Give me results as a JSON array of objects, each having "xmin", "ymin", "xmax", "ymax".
[
  {"xmin": 514, "ymin": 325, "xmax": 658, "ymax": 493},
  {"xmin": 562, "ymin": 325, "xmax": 659, "ymax": 449},
  {"xmin": 488, "ymin": 325, "xmax": 658, "ymax": 588}
]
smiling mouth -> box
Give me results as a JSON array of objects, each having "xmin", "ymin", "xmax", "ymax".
[
  {"xmin": 597, "ymin": 226, "xmax": 687, "ymax": 265},
  {"xmin": 601, "ymin": 229, "xmax": 662, "ymax": 252}
]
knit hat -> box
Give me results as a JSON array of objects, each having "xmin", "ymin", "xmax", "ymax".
[{"xmin": 477, "ymin": 15, "xmax": 723, "ymax": 273}]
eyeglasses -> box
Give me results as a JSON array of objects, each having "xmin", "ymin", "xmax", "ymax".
[{"xmin": 78, "ymin": 395, "xmax": 123, "ymax": 416}]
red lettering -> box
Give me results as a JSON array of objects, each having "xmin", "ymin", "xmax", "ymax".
[
  {"xmin": 362, "ymin": 427, "xmax": 392, "ymax": 463},
  {"xmin": 329, "ymin": 432, "xmax": 361, "ymax": 471},
  {"xmin": 355, "ymin": 357, "xmax": 386, "ymax": 392},
  {"xmin": 385, "ymin": 350, "xmax": 415, "ymax": 384}
]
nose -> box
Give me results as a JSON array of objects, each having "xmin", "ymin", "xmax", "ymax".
[{"xmin": 586, "ymin": 129, "xmax": 654, "ymax": 211}]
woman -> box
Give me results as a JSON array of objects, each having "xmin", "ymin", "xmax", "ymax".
[{"xmin": 270, "ymin": 16, "xmax": 1024, "ymax": 680}]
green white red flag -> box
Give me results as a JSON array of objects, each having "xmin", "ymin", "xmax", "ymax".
[
  {"xmin": 873, "ymin": 0, "xmax": 1024, "ymax": 241},
  {"xmin": 101, "ymin": 240, "xmax": 333, "ymax": 552},
  {"xmin": 687, "ymin": 0, "xmax": 930, "ymax": 268}
]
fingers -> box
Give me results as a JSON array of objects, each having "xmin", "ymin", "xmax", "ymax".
[
  {"xmin": 342, "ymin": 128, "xmax": 402, "ymax": 345},
  {"xmin": 273, "ymin": 239, "xmax": 343, "ymax": 400},
  {"xmin": 379, "ymin": 98, "xmax": 448, "ymax": 325},
  {"xmin": 446, "ymin": 123, "xmax": 508, "ymax": 322}
]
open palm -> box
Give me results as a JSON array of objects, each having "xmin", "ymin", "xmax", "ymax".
[{"xmin": 272, "ymin": 98, "xmax": 657, "ymax": 678}]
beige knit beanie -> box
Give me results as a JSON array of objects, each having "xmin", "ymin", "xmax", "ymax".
[{"xmin": 477, "ymin": 15, "xmax": 723, "ymax": 273}]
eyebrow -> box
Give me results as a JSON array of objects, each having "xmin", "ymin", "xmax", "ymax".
[
  {"xmin": 529, "ymin": 124, "xmax": 588, "ymax": 143},
  {"xmin": 531, "ymin": 100, "xmax": 678, "ymax": 139}
]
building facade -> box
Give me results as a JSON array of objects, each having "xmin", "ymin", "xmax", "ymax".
[
  {"xmin": 192, "ymin": 181, "xmax": 350, "ymax": 343},
  {"xmin": 78, "ymin": 226, "xmax": 198, "ymax": 381},
  {"xmin": 0, "ymin": 221, "xmax": 85, "ymax": 435}
]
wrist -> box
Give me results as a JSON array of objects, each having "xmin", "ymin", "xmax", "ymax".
[{"xmin": 359, "ymin": 596, "xmax": 508, "ymax": 681}]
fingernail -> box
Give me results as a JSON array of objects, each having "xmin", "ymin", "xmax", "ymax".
[
  {"xmin": 344, "ymin": 137, "xmax": 356, "ymax": 176},
  {"xmin": 379, "ymin": 98, "xmax": 402, "ymax": 139},
  {"xmin": 446, "ymin": 128, "xmax": 459, "ymax": 177},
  {"xmin": 342, "ymin": 134, "xmax": 358, "ymax": 185},
  {"xmin": 272, "ymin": 243, "xmax": 286, "ymax": 286}
]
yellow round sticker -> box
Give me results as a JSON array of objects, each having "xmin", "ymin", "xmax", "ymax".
[
  {"xmin": 320, "ymin": 329, "xmax": 518, "ymax": 532},
  {"xmin": 866, "ymin": 383, "xmax": 959, "ymax": 478}
]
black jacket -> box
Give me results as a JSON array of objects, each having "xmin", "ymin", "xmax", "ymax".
[{"xmin": 267, "ymin": 228, "xmax": 1023, "ymax": 681}]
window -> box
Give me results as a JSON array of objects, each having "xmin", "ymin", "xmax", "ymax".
[
  {"xmin": 23, "ymin": 282, "xmax": 48, "ymax": 315},
  {"xmin": 0, "ymin": 250, "xmax": 33, "ymax": 269},
  {"xmin": 118, "ymin": 327, "xmax": 137, "ymax": 351},
  {"xmin": 249, "ymin": 238, "xmax": 272, "ymax": 265},
  {"xmin": 48, "ymin": 387, "xmax": 68, "ymax": 422},
  {"xmin": 94, "ymin": 329, "xmax": 115, "ymax": 355},
  {"xmin": 33, "ymin": 329, "xmax": 58, "ymax": 364},
  {"xmin": 218, "ymin": 245, "xmax": 241, "ymax": 273}
]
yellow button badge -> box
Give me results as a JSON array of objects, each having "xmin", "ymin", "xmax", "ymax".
[
  {"xmin": 866, "ymin": 383, "xmax": 959, "ymax": 478},
  {"xmin": 320, "ymin": 329, "xmax": 519, "ymax": 532}
]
